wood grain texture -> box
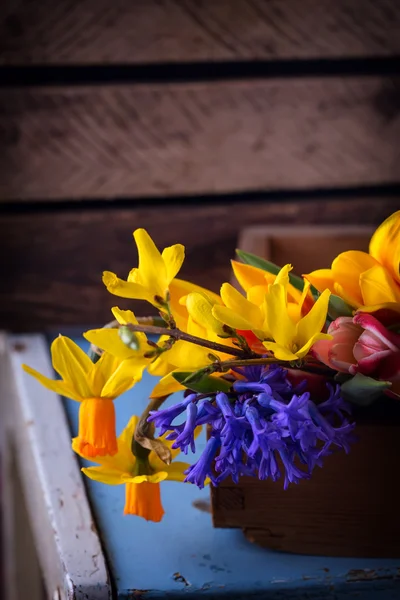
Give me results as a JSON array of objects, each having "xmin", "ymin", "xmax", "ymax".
[
  {"xmin": 1, "ymin": 78, "xmax": 400, "ymax": 201},
  {"xmin": 212, "ymin": 422, "xmax": 400, "ymax": 557},
  {"xmin": 3, "ymin": 335, "xmax": 112, "ymax": 598},
  {"xmin": 0, "ymin": 197, "xmax": 398, "ymax": 330},
  {"xmin": 0, "ymin": 0, "xmax": 399, "ymax": 65}
]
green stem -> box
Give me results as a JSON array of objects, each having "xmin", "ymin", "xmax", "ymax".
[{"xmin": 124, "ymin": 323, "xmax": 254, "ymax": 358}]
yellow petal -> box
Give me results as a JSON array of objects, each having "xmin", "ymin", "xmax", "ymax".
[
  {"xmin": 111, "ymin": 307, "xmax": 138, "ymax": 326},
  {"xmin": 124, "ymin": 471, "xmax": 168, "ymax": 484},
  {"xmin": 358, "ymin": 302, "xmax": 400, "ymax": 316},
  {"xmin": 150, "ymin": 372, "xmax": 185, "ymax": 398},
  {"xmin": 161, "ymin": 461, "xmax": 191, "ymax": 482},
  {"xmin": 81, "ymin": 466, "xmax": 124, "ymax": 485},
  {"xmin": 163, "ymin": 340, "xmax": 211, "ymax": 370},
  {"xmin": 295, "ymin": 289, "xmax": 331, "ymax": 349},
  {"xmin": 22, "ymin": 365, "xmax": 81, "ymax": 401},
  {"xmin": 296, "ymin": 332, "xmax": 332, "ymax": 359},
  {"xmin": 262, "ymin": 342, "xmax": 298, "ymax": 361},
  {"xmin": 147, "ymin": 354, "xmax": 175, "ymax": 377},
  {"xmin": 101, "ymin": 359, "xmax": 142, "ymax": 398},
  {"xmin": 51, "ymin": 336, "xmax": 93, "ymax": 398},
  {"xmin": 118, "ymin": 415, "xmax": 140, "ymax": 448},
  {"xmin": 231, "ymin": 260, "xmax": 270, "ymax": 292},
  {"xmin": 212, "ymin": 305, "xmax": 256, "ymax": 332},
  {"xmin": 83, "ymin": 328, "xmax": 136, "ymax": 360},
  {"xmin": 247, "ymin": 285, "xmax": 268, "ymax": 306},
  {"xmin": 333, "ymin": 282, "xmax": 362, "ymax": 309},
  {"xmin": 264, "ymin": 284, "xmax": 296, "ymax": 347},
  {"xmin": 220, "ymin": 283, "xmax": 262, "ymax": 327},
  {"xmin": 103, "ymin": 271, "xmax": 152, "ymax": 302},
  {"xmin": 73, "ymin": 435, "xmax": 134, "ymax": 473},
  {"xmin": 304, "ymin": 269, "xmax": 336, "ymax": 294},
  {"xmin": 186, "ymin": 315, "xmax": 207, "ymax": 338},
  {"xmin": 274, "ymin": 264, "xmax": 292, "ymax": 286},
  {"xmin": 332, "ymin": 251, "xmax": 379, "ymax": 306},
  {"xmin": 369, "ymin": 210, "xmax": 400, "ymax": 283},
  {"xmin": 161, "ymin": 244, "xmax": 185, "ymax": 283},
  {"xmin": 133, "ymin": 229, "xmax": 166, "ymax": 296},
  {"xmin": 92, "ymin": 353, "xmax": 124, "ymax": 393},
  {"xmin": 185, "ymin": 292, "xmax": 225, "ymax": 335},
  {"xmin": 360, "ymin": 265, "xmax": 400, "ymax": 306}
]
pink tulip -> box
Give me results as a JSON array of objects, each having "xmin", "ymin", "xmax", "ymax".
[
  {"xmin": 313, "ymin": 314, "xmax": 400, "ymax": 397},
  {"xmin": 312, "ymin": 317, "xmax": 361, "ymax": 373},
  {"xmin": 351, "ymin": 313, "xmax": 400, "ymax": 383}
]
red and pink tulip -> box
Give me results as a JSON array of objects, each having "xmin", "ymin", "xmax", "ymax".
[{"xmin": 313, "ymin": 314, "xmax": 400, "ymax": 397}]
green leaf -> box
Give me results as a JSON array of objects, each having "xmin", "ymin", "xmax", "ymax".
[
  {"xmin": 235, "ymin": 249, "xmax": 304, "ymax": 292},
  {"xmin": 172, "ymin": 371, "xmax": 232, "ymax": 394},
  {"xmin": 327, "ymin": 295, "xmax": 354, "ymax": 320},
  {"xmin": 341, "ymin": 373, "xmax": 391, "ymax": 406}
]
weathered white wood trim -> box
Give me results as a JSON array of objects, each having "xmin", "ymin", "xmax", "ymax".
[{"xmin": 1, "ymin": 333, "xmax": 112, "ymax": 599}]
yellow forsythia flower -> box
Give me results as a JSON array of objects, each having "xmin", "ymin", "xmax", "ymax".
[
  {"xmin": 262, "ymin": 284, "xmax": 331, "ymax": 361},
  {"xmin": 103, "ymin": 229, "xmax": 184, "ymax": 309},
  {"xmin": 23, "ymin": 336, "xmax": 142, "ymax": 458},
  {"xmin": 73, "ymin": 416, "xmax": 194, "ymax": 521}
]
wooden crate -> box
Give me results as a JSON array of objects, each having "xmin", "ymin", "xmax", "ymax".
[{"xmin": 214, "ymin": 225, "xmax": 400, "ymax": 557}]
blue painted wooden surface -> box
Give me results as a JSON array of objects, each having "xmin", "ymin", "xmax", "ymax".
[{"xmin": 60, "ymin": 336, "xmax": 400, "ymax": 599}]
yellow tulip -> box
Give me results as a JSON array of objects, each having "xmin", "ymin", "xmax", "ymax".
[
  {"xmin": 103, "ymin": 229, "xmax": 185, "ymax": 309},
  {"xmin": 73, "ymin": 416, "xmax": 194, "ymax": 521},
  {"xmin": 305, "ymin": 211, "xmax": 400, "ymax": 310},
  {"xmin": 23, "ymin": 336, "xmax": 143, "ymax": 458}
]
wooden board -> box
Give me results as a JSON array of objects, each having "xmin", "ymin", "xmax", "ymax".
[
  {"xmin": 0, "ymin": 0, "xmax": 399, "ymax": 65},
  {"xmin": 236, "ymin": 225, "xmax": 374, "ymax": 274},
  {"xmin": 0, "ymin": 197, "xmax": 398, "ymax": 330},
  {"xmin": 1, "ymin": 77, "xmax": 400, "ymax": 201},
  {"xmin": 1, "ymin": 334, "xmax": 112, "ymax": 599}
]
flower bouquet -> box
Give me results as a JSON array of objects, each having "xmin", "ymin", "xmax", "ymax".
[{"xmin": 23, "ymin": 211, "xmax": 400, "ymax": 555}]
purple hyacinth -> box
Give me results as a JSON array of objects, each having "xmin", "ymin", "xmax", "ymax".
[
  {"xmin": 147, "ymin": 365, "xmax": 355, "ymax": 489},
  {"xmin": 184, "ymin": 436, "xmax": 221, "ymax": 488}
]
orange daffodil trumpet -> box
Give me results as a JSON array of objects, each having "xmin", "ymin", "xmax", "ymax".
[
  {"xmin": 23, "ymin": 336, "xmax": 142, "ymax": 458},
  {"xmin": 73, "ymin": 416, "xmax": 199, "ymax": 521},
  {"xmin": 22, "ymin": 214, "xmax": 400, "ymax": 521}
]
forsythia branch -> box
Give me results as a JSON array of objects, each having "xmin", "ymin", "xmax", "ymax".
[{"xmin": 124, "ymin": 323, "xmax": 255, "ymax": 358}]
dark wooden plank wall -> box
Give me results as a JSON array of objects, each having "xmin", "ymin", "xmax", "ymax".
[
  {"xmin": 1, "ymin": 79, "xmax": 399, "ymax": 200},
  {"xmin": 0, "ymin": 0, "xmax": 399, "ymax": 63},
  {"xmin": 0, "ymin": 0, "xmax": 399, "ymax": 330}
]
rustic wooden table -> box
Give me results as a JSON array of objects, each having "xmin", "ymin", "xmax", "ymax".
[{"xmin": 2, "ymin": 333, "xmax": 400, "ymax": 599}]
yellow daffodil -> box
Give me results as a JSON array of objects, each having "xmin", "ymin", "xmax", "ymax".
[
  {"xmin": 84, "ymin": 307, "xmax": 173, "ymax": 378},
  {"xmin": 23, "ymin": 336, "xmax": 142, "ymax": 458},
  {"xmin": 73, "ymin": 416, "xmax": 195, "ymax": 521},
  {"xmin": 305, "ymin": 211, "xmax": 400, "ymax": 310},
  {"xmin": 262, "ymin": 284, "xmax": 332, "ymax": 361},
  {"xmin": 103, "ymin": 229, "xmax": 185, "ymax": 309}
]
